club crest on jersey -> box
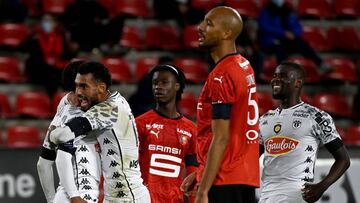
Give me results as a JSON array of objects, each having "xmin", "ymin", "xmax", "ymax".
[
  {"xmin": 292, "ymin": 119, "xmax": 302, "ymax": 129},
  {"xmin": 265, "ymin": 136, "xmax": 300, "ymax": 155},
  {"xmin": 179, "ymin": 135, "xmax": 188, "ymax": 145},
  {"xmin": 274, "ymin": 123, "xmax": 282, "ymax": 133}
]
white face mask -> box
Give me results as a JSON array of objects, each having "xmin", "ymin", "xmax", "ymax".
[
  {"xmin": 271, "ymin": 0, "xmax": 285, "ymax": 7},
  {"xmin": 41, "ymin": 21, "xmax": 54, "ymax": 33}
]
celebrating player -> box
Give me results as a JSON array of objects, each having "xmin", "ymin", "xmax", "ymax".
[
  {"xmin": 37, "ymin": 60, "xmax": 101, "ymax": 203},
  {"xmin": 49, "ymin": 61, "xmax": 150, "ymax": 202},
  {"xmin": 136, "ymin": 64, "xmax": 198, "ymax": 202},
  {"xmin": 259, "ymin": 62, "xmax": 350, "ymax": 203}
]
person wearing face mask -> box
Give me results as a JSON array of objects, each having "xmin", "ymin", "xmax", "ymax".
[
  {"xmin": 258, "ymin": 0, "xmax": 331, "ymax": 74},
  {"xmin": 22, "ymin": 13, "xmax": 77, "ymax": 96}
]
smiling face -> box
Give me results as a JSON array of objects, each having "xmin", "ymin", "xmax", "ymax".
[
  {"xmin": 75, "ymin": 73, "xmax": 103, "ymax": 111},
  {"xmin": 152, "ymin": 70, "xmax": 179, "ymax": 104},
  {"xmin": 271, "ymin": 65, "xmax": 298, "ymax": 100}
]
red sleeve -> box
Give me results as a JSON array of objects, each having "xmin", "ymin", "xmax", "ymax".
[
  {"xmin": 210, "ymin": 73, "xmax": 236, "ymax": 105},
  {"xmin": 188, "ymin": 123, "xmax": 197, "ymax": 155}
]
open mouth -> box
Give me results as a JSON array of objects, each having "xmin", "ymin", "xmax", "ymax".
[
  {"xmin": 198, "ymin": 33, "xmax": 205, "ymax": 42},
  {"xmin": 78, "ymin": 97, "xmax": 89, "ymax": 108}
]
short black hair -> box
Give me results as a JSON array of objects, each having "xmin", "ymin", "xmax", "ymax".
[
  {"xmin": 78, "ymin": 61, "xmax": 112, "ymax": 89},
  {"xmin": 62, "ymin": 60, "xmax": 85, "ymax": 91},
  {"xmin": 150, "ymin": 64, "xmax": 186, "ymax": 101},
  {"xmin": 279, "ymin": 61, "xmax": 306, "ymax": 80}
]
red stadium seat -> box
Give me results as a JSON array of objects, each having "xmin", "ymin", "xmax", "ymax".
[
  {"xmin": 42, "ymin": 0, "xmax": 74, "ymax": 14},
  {"xmin": 334, "ymin": 0, "xmax": 360, "ymax": 18},
  {"xmin": 22, "ymin": 0, "xmax": 42, "ymax": 16},
  {"xmin": 260, "ymin": 58, "xmax": 277, "ymax": 83},
  {"xmin": 323, "ymin": 58, "xmax": 357, "ymax": 83},
  {"xmin": 98, "ymin": 0, "xmax": 115, "ymax": 17},
  {"xmin": 328, "ymin": 26, "xmax": 360, "ymax": 51},
  {"xmin": 114, "ymin": 0, "xmax": 150, "ymax": 17},
  {"xmin": 298, "ymin": 0, "xmax": 333, "ymax": 18},
  {"xmin": 7, "ymin": 126, "xmax": 41, "ymax": 148},
  {"xmin": 119, "ymin": 25, "xmax": 142, "ymax": 50},
  {"xmin": 288, "ymin": 57, "xmax": 321, "ymax": 83},
  {"xmin": 191, "ymin": 0, "xmax": 223, "ymax": 11},
  {"xmin": 52, "ymin": 91, "xmax": 67, "ymax": 112},
  {"xmin": 135, "ymin": 57, "xmax": 158, "ymax": 81},
  {"xmin": 257, "ymin": 91, "xmax": 275, "ymax": 116},
  {"xmin": 15, "ymin": 91, "xmax": 53, "ymax": 118},
  {"xmin": 145, "ymin": 25, "xmax": 181, "ymax": 50},
  {"xmin": 312, "ymin": 92, "xmax": 353, "ymax": 118},
  {"xmin": 101, "ymin": 57, "xmax": 132, "ymax": 83},
  {"xmin": 183, "ymin": 25, "xmax": 199, "ymax": 49},
  {"xmin": 335, "ymin": 125, "xmax": 347, "ymax": 140},
  {"xmin": 344, "ymin": 125, "xmax": 360, "ymax": 145},
  {"xmin": 178, "ymin": 92, "xmax": 198, "ymax": 119},
  {"xmin": 0, "ymin": 23, "xmax": 30, "ymax": 48},
  {"xmin": 174, "ymin": 58, "xmax": 209, "ymax": 83},
  {"xmin": 326, "ymin": 26, "xmax": 340, "ymax": 50},
  {"xmin": 302, "ymin": 26, "xmax": 330, "ymax": 51},
  {"xmin": 225, "ymin": 0, "xmax": 259, "ymax": 18},
  {"xmin": 0, "ymin": 93, "xmax": 13, "ymax": 118},
  {"xmin": 0, "ymin": 56, "xmax": 26, "ymax": 82}
]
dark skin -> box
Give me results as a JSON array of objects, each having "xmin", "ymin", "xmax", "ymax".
[
  {"xmin": 152, "ymin": 70, "xmax": 180, "ymax": 118},
  {"xmin": 271, "ymin": 65, "xmax": 350, "ymax": 203}
]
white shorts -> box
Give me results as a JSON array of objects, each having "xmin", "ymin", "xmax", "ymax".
[
  {"xmin": 53, "ymin": 186, "xmax": 99, "ymax": 203},
  {"xmin": 259, "ymin": 194, "xmax": 306, "ymax": 203}
]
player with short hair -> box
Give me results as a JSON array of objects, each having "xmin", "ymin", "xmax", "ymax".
[
  {"xmin": 50, "ymin": 61, "xmax": 150, "ymax": 202},
  {"xmin": 37, "ymin": 60, "xmax": 101, "ymax": 203},
  {"xmin": 182, "ymin": 6, "xmax": 260, "ymax": 203},
  {"xmin": 136, "ymin": 64, "xmax": 198, "ymax": 203},
  {"xmin": 259, "ymin": 62, "xmax": 350, "ymax": 203}
]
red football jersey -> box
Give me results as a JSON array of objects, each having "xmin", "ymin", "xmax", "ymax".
[
  {"xmin": 136, "ymin": 110, "xmax": 197, "ymax": 203},
  {"xmin": 196, "ymin": 53, "xmax": 260, "ymax": 187}
]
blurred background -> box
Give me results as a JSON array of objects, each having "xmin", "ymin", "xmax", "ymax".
[{"xmin": 0, "ymin": 0, "xmax": 359, "ymax": 202}]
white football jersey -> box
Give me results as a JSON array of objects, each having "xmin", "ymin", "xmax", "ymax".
[
  {"xmin": 82, "ymin": 91, "xmax": 148, "ymax": 202},
  {"xmin": 44, "ymin": 93, "xmax": 101, "ymax": 201},
  {"xmin": 259, "ymin": 102, "xmax": 341, "ymax": 199}
]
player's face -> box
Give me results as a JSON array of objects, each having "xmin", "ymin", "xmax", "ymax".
[
  {"xmin": 152, "ymin": 71, "xmax": 179, "ymax": 104},
  {"xmin": 75, "ymin": 73, "xmax": 102, "ymax": 111},
  {"xmin": 271, "ymin": 66, "xmax": 296, "ymax": 100},
  {"xmin": 198, "ymin": 10, "xmax": 223, "ymax": 49}
]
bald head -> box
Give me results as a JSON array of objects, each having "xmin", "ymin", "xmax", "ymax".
[{"xmin": 208, "ymin": 6, "xmax": 243, "ymax": 40}]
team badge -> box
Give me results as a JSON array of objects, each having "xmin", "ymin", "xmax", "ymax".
[
  {"xmin": 274, "ymin": 123, "xmax": 281, "ymax": 133},
  {"xmin": 179, "ymin": 135, "xmax": 188, "ymax": 146},
  {"xmin": 293, "ymin": 119, "xmax": 302, "ymax": 129}
]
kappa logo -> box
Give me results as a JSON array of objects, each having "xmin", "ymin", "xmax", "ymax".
[
  {"xmin": 265, "ymin": 136, "xmax": 300, "ymax": 155},
  {"xmin": 274, "ymin": 123, "xmax": 282, "ymax": 133},
  {"xmin": 213, "ymin": 76, "xmax": 223, "ymax": 83}
]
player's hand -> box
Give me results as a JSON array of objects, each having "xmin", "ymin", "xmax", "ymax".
[
  {"xmin": 301, "ymin": 182, "xmax": 327, "ymax": 203},
  {"xmin": 70, "ymin": 196, "xmax": 87, "ymax": 203},
  {"xmin": 284, "ymin": 31, "xmax": 295, "ymax": 40},
  {"xmin": 195, "ymin": 190, "xmax": 208, "ymax": 203},
  {"xmin": 181, "ymin": 171, "xmax": 197, "ymax": 195}
]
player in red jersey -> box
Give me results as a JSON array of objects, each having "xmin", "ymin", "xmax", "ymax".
[
  {"xmin": 136, "ymin": 64, "xmax": 198, "ymax": 203},
  {"xmin": 181, "ymin": 6, "xmax": 260, "ymax": 203}
]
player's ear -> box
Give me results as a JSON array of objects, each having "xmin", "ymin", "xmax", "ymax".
[
  {"xmin": 175, "ymin": 82, "xmax": 180, "ymax": 91},
  {"xmin": 295, "ymin": 79, "xmax": 303, "ymax": 88},
  {"xmin": 98, "ymin": 82, "xmax": 107, "ymax": 95}
]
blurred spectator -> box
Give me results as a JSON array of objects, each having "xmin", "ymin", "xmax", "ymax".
[
  {"xmin": 153, "ymin": 0, "xmax": 205, "ymax": 27},
  {"xmin": 21, "ymin": 13, "xmax": 75, "ymax": 96},
  {"xmin": 62, "ymin": 0, "xmax": 108, "ymax": 51},
  {"xmin": 258, "ymin": 0, "xmax": 330, "ymax": 73},
  {"xmin": 0, "ymin": 0, "xmax": 27, "ymax": 23}
]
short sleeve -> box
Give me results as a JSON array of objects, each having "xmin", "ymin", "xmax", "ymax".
[
  {"xmin": 135, "ymin": 117, "xmax": 145, "ymax": 152},
  {"xmin": 83, "ymin": 101, "xmax": 118, "ymax": 130},
  {"xmin": 210, "ymin": 73, "xmax": 236, "ymax": 105},
  {"xmin": 313, "ymin": 111, "xmax": 341, "ymax": 145}
]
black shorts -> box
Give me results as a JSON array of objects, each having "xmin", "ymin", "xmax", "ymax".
[{"xmin": 208, "ymin": 184, "xmax": 256, "ymax": 203}]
